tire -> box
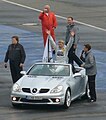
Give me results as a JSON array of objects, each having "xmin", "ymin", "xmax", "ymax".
[{"xmin": 64, "ymin": 89, "xmax": 71, "ymax": 109}]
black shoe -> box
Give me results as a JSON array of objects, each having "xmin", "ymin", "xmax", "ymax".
[
  {"xmin": 91, "ymin": 99, "xmax": 96, "ymax": 102},
  {"xmin": 88, "ymin": 99, "xmax": 96, "ymax": 103}
]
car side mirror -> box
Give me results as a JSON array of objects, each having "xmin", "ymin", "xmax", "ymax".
[
  {"xmin": 73, "ymin": 73, "xmax": 81, "ymax": 78},
  {"xmin": 20, "ymin": 71, "xmax": 26, "ymax": 75}
]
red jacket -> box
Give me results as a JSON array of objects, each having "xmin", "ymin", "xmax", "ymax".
[{"xmin": 39, "ymin": 12, "xmax": 57, "ymax": 46}]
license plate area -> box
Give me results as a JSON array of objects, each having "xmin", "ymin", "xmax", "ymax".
[{"xmin": 26, "ymin": 96, "xmax": 42, "ymax": 100}]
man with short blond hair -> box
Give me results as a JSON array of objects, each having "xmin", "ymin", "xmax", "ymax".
[{"xmin": 46, "ymin": 30, "xmax": 73, "ymax": 63}]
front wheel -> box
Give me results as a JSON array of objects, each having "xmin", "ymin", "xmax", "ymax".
[{"xmin": 64, "ymin": 89, "xmax": 71, "ymax": 109}]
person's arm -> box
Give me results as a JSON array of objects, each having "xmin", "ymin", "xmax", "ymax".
[
  {"xmin": 65, "ymin": 31, "xmax": 75, "ymax": 53},
  {"xmin": 4, "ymin": 46, "xmax": 9, "ymax": 63},
  {"xmin": 71, "ymin": 26, "xmax": 79, "ymax": 48},
  {"xmin": 74, "ymin": 27, "xmax": 79, "ymax": 45},
  {"xmin": 46, "ymin": 30, "xmax": 57, "ymax": 50},
  {"xmin": 80, "ymin": 50, "xmax": 85, "ymax": 62},
  {"xmin": 4, "ymin": 46, "xmax": 10, "ymax": 68},
  {"xmin": 48, "ymin": 35, "xmax": 57, "ymax": 51},
  {"xmin": 52, "ymin": 13, "xmax": 57, "ymax": 28},
  {"xmin": 65, "ymin": 37, "xmax": 74, "ymax": 53},
  {"xmin": 20, "ymin": 45, "xmax": 26, "ymax": 67},
  {"xmin": 39, "ymin": 12, "xmax": 44, "ymax": 20}
]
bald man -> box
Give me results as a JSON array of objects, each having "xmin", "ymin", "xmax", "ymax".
[{"xmin": 39, "ymin": 5, "xmax": 58, "ymax": 46}]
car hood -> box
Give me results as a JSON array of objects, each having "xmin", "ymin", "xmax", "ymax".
[{"xmin": 18, "ymin": 75, "xmax": 67, "ymax": 89}]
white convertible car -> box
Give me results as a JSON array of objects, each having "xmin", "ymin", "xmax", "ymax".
[{"xmin": 11, "ymin": 62, "xmax": 88, "ymax": 108}]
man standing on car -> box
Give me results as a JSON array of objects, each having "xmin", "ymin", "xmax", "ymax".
[
  {"xmin": 80, "ymin": 44, "xmax": 97, "ymax": 102},
  {"xmin": 65, "ymin": 16, "xmax": 80, "ymax": 65},
  {"xmin": 4, "ymin": 36, "xmax": 26, "ymax": 84},
  {"xmin": 39, "ymin": 5, "xmax": 57, "ymax": 47}
]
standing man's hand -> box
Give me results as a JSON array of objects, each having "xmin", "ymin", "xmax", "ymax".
[
  {"xmin": 81, "ymin": 63, "xmax": 85, "ymax": 67},
  {"xmin": 20, "ymin": 63, "xmax": 24, "ymax": 68},
  {"xmin": 52, "ymin": 27, "xmax": 56, "ymax": 30},
  {"xmin": 71, "ymin": 31, "xmax": 75, "ymax": 37},
  {"xmin": 4, "ymin": 62, "xmax": 7, "ymax": 68},
  {"xmin": 46, "ymin": 30, "xmax": 50, "ymax": 35}
]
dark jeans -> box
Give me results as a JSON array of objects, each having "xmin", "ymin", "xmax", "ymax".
[
  {"xmin": 68, "ymin": 45, "xmax": 83, "ymax": 73},
  {"xmin": 10, "ymin": 60, "xmax": 23, "ymax": 83},
  {"xmin": 88, "ymin": 75, "xmax": 97, "ymax": 101},
  {"xmin": 68, "ymin": 45, "xmax": 83, "ymax": 66}
]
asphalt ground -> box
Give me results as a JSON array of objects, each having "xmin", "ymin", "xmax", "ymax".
[{"xmin": 0, "ymin": 0, "xmax": 106, "ymax": 120}]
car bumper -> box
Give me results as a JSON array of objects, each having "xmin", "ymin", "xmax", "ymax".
[{"xmin": 11, "ymin": 93, "xmax": 65, "ymax": 105}]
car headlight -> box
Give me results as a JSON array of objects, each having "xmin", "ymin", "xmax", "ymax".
[
  {"xmin": 12, "ymin": 83, "xmax": 21, "ymax": 92},
  {"xmin": 50, "ymin": 85, "xmax": 63, "ymax": 93}
]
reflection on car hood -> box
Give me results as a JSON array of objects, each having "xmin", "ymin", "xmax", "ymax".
[{"xmin": 19, "ymin": 75, "xmax": 67, "ymax": 89}]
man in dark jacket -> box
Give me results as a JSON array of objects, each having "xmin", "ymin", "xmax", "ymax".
[
  {"xmin": 80, "ymin": 44, "xmax": 97, "ymax": 102},
  {"xmin": 4, "ymin": 36, "xmax": 26, "ymax": 83}
]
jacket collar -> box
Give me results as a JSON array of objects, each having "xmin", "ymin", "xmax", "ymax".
[
  {"xmin": 67, "ymin": 23, "xmax": 75, "ymax": 27},
  {"xmin": 85, "ymin": 50, "xmax": 91, "ymax": 56}
]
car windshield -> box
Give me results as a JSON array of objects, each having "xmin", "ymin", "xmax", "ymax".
[{"xmin": 27, "ymin": 64, "xmax": 70, "ymax": 76}]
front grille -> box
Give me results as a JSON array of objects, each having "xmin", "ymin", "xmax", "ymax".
[
  {"xmin": 22, "ymin": 88, "xmax": 50, "ymax": 93},
  {"xmin": 20, "ymin": 98, "xmax": 50, "ymax": 103},
  {"xmin": 22, "ymin": 88, "xmax": 31, "ymax": 93},
  {"xmin": 39, "ymin": 89, "xmax": 50, "ymax": 93}
]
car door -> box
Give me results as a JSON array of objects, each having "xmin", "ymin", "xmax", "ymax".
[
  {"xmin": 71, "ymin": 73, "xmax": 83, "ymax": 98},
  {"xmin": 78, "ymin": 69, "xmax": 87, "ymax": 94}
]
